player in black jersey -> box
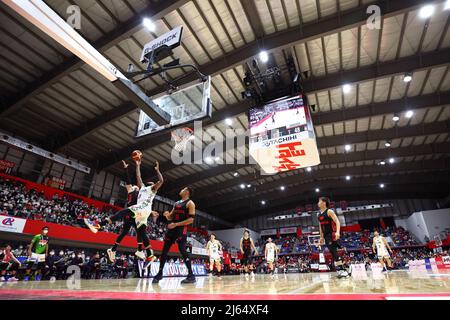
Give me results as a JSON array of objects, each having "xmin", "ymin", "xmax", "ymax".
[
  {"xmin": 240, "ymin": 229, "xmax": 258, "ymax": 279},
  {"xmin": 152, "ymin": 187, "xmax": 196, "ymax": 284},
  {"xmin": 317, "ymin": 197, "xmax": 349, "ymax": 278},
  {"xmin": 105, "ymin": 160, "xmax": 140, "ymax": 263}
]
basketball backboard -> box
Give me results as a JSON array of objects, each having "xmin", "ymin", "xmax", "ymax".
[
  {"xmin": 135, "ymin": 76, "xmax": 211, "ymax": 137},
  {"xmin": 4, "ymin": 0, "xmax": 172, "ymax": 125}
]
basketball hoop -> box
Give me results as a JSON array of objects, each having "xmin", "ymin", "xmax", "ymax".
[{"xmin": 171, "ymin": 127, "xmax": 194, "ymax": 152}]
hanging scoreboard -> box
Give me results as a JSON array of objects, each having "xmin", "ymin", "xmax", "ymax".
[{"xmin": 248, "ymin": 95, "xmax": 321, "ymax": 174}]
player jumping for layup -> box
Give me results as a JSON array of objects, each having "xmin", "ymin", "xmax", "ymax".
[
  {"xmin": 317, "ymin": 197, "xmax": 349, "ymax": 278},
  {"xmin": 206, "ymin": 234, "xmax": 222, "ymax": 278},
  {"xmin": 240, "ymin": 230, "xmax": 258, "ymax": 279},
  {"xmin": 265, "ymin": 237, "xmax": 279, "ymax": 277},
  {"xmin": 152, "ymin": 187, "xmax": 196, "ymax": 284},
  {"xmin": 372, "ymin": 230, "xmax": 394, "ymax": 272},
  {"xmin": 85, "ymin": 160, "xmax": 163, "ymax": 266},
  {"xmin": 105, "ymin": 160, "xmax": 140, "ymax": 263}
]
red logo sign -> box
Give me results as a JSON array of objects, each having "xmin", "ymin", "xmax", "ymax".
[
  {"xmin": 273, "ymin": 142, "xmax": 306, "ymax": 172},
  {"xmin": 2, "ymin": 218, "xmax": 15, "ymax": 226}
]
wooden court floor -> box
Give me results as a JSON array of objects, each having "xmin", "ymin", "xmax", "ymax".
[{"xmin": 0, "ymin": 270, "xmax": 449, "ymax": 300}]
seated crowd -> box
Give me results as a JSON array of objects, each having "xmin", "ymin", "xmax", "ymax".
[
  {"xmin": 1, "ymin": 241, "xmax": 208, "ymax": 282},
  {"xmin": 256, "ymin": 226, "xmax": 419, "ymax": 256}
]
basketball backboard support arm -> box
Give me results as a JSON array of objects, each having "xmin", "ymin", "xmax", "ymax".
[{"xmin": 4, "ymin": 0, "xmax": 171, "ymax": 125}]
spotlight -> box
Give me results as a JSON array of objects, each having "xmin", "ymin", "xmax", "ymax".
[
  {"xmin": 205, "ymin": 157, "xmax": 213, "ymax": 164},
  {"xmin": 247, "ymin": 184, "xmax": 251, "ymax": 188},
  {"xmin": 406, "ymin": 110, "xmax": 414, "ymax": 118},
  {"xmin": 280, "ymin": 186, "xmax": 285, "ymax": 191},
  {"xmin": 306, "ymin": 167, "xmax": 312, "ymax": 172},
  {"xmin": 315, "ymin": 188, "xmax": 320, "ymax": 193},
  {"xmin": 389, "ymin": 157, "xmax": 395, "ymax": 164},
  {"xmin": 380, "ymin": 161, "xmax": 386, "ymax": 165},
  {"xmin": 215, "ymin": 156, "xmax": 220, "ymax": 162},
  {"xmin": 342, "ymin": 84, "xmax": 351, "ymax": 94},
  {"xmin": 403, "ymin": 73, "xmax": 412, "ymax": 83},
  {"xmin": 379, "ymin": 183, "xmax": 385, "ymax": 188},
  {"xmin": 233, "ymin": 172, "xmax": 239, "ymax": 177},
  {"xmin": 385, "ymin": 141, "xmax": 391, "ymax": 147},
  {"xmin": 259, "ymin": 50, "xmax": 269, "ymax": 63},
  {"xmin": 392, "ymin": 115, "xmax": 400, "ymax": 122},
  {"xmin": 240, "ymin": 184, "xmax": 245, "ymax": 189},
  {"xmin": 344, "ymin": 144, "xmax": 351, "ymax": 152},
  {"xmin": 419, "ymin": 4, "xmax": 435, "ymax": 19},
  {"xmin": 143, "ymin": 18, "xmax": 156, "ymax": 32},
  {"xmin": 261, "ymin": 200, "xmax": 266, "ymax": 205},
  {"xmin": 345, "ymin": 175, "xmax": 351, "ymax": 181},
  {"xmin": 225, "ymin": 118, "xmax": 233, "ymax": 126}
]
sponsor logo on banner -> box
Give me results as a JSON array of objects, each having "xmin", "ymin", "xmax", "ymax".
[
  {"xmin": 140, "ymin": 26, "xmax": 183, "ymax": 62},
  {"xmin": 0, "ymin": 160, "xmax": 15, "ymax": 171},
  {"xmin": 279, "ymin": 227, "xmax": 297, "ymax": 234},
  {"xmin": 318, "ymin": 264, "xmax": 328, "ymax": 271},
  {"xmin": 310, "ymin": 263, "xmax": 319, "ymax": 270},
  {"xmin": 260, "ymin": 229, "xmax": 277, "ymax": 236},
  {"xmin": 191, "ymin": 247, "xmax": 208, "ymax": 256},
  {"xmin": 138, "ymin": 262, "xmax": 207, "ymax": 278},
  {"xmin": 0, "ymin": 215, "xmax": 26, "ymax": 233},
  {"xmin": 443, "ymin": 256, "xmax": 450, "ymax": 264},
  {"xmin": 351, "ymin": 263, "xmax": 368, "ymax": 280}
]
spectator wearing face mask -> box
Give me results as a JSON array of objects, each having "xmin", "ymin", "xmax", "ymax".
[
  {"xmin": 115, "ymin": 255, "xmax": 128, "ymax": 279},
  {"xmin": 43, "ymin": 250, "xmax": 59, "ymax": 280},
  {"xmin": 55, "ymin": 250, "xmax": 68, "ymax": 280},
  {"xmin": 69, "ymin": 252, "xmax": 83, "ymax": 269},
  {"xmin": 84, "ymin": 253, "xmax": 101, "ymax": 279}
]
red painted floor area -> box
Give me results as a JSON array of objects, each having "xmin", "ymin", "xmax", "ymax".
[{"xmin": 0, "ymin": 288, "xmax": 449, "ymax": 300}]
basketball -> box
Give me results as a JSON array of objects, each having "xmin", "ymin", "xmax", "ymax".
[{"xmin": 131, "ymin": 150, "xmax": 142, "ymax": 161}]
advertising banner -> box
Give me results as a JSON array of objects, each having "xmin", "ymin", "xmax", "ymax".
[
  {"xmin": 138, "ymin": 261, "xmax": 207, "ymax": 278},
  {"xmin": 260, "ymin": 229, "xmax": 277, "ymax": 236},
  {"xmin": 0, "ymin": 215, "xmax": 26, "ymax": 233},
  {"xmin": 279, "ymin": 227, "xmax": 297, "ymax": 234}
]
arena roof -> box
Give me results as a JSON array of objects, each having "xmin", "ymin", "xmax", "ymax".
[{"xmin": 0, "ymin": 0, "xmax": 449, "ymax": 222}]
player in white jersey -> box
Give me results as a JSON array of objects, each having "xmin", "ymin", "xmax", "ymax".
[
  {"xmin": 372, "ymin": 230, "xmax": 393, "ymax": 271},
  {"xmin": 206, "ymin": 234, "xmax": 222, "ymax": 277},
  {"xmin": 85, "ymin": 160, "xmax": 163, "ymax": 266},
  {"xmin": 264, "ymin": 238, "xmax": 279, "ymax": 276}
]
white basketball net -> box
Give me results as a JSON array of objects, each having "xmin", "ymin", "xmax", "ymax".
[{"xmin": 171, "ymin": 127, "xmax": 193, "ymax": 152}]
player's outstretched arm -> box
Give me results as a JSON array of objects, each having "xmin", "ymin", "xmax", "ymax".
[
  {"xmin": 122, "ymin": 160, "xmax": 134, "ymax": 193},
  {"xmin": 383, "ymin": 237, "xmax": 393, "ymax": 253},
  {"xmin": 135, "ymin": 159, "xmax": 144, "ymax": 189},
  {"xmin": 152, "ymin": 161, "xmax": 164, "ymax": 192},
  {"xmin": 239, "ymin": 238, "xmax": 244, "ymax": 254},
  {"xmin": 251, "ymin": 238, "xmax": 258, "ymax": 254}
]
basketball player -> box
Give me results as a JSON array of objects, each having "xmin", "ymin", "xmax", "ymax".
[
  {"xmin": 372, "ymin": 230, "xmax": 394, "ymax": 272},
  {"xmin": 0, "ymin": 244, "xmax": 21, "ymax": 281},
  {"xmin": 317, "ymin": 197, "xmax": 349, "ymax": 278},
  {"xmin": 264, "ymin": 237, "xmax": 279, "ymax": 277},
  {"xmin": 85, "ymin": 160, "xmax": 162, "ymax": 267},
  {"xmin": 240, "ymin": 229, "xmax": 258, "ymax": 279},
  {"xmin": 152, "ymin": 187, "xmax": 196, "ymax": 284},
  {"xmin": 206, "ymin": 234, "xmax": 222, "ymax": 277},
  {"xmin": 105, "ymin": 160, "xmax": 140, "ymax": 263},
  {"xmin": 26, "ymin": 226, "xmax": 49, "ymax": 280}
]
